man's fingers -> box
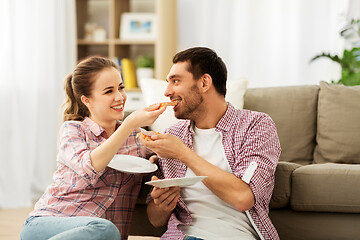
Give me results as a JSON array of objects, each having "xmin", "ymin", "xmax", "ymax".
[
  {"xmin": 152, "ymin": 188, "xmax": 169, "ymax": 205},
  {"xmin": 164, "ymin": 187, "xmax": 180, "ymax": 207},
  {"xmin": 150, "ymin": 133, "xmax": 165, "ymax": 141},
  {"xmin": 158, "ymin": 188, "xmax": 180, "ymax": 212},
  {"xmin": 151, "ymin": 186, "xmax": 179, "ymax": 205},
  {"xmin": 151, "ymin": 187, "xmax": 169, "ymax": 200},
  {"xmin": 150, "ymin": 133, "xmax": 170, "ymax": 141},
  {"xmin": 153, "ymin": 187, "xmax": 180, "ymax": 210}
]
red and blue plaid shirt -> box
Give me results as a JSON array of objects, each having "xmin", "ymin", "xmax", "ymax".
[
  {"xmin": 30, "ymin": 117, "xmax": 152, "ymax": 240},
  {"xmin": 153, "ymin": 103, "xmax": 281, "ymax": 240}
]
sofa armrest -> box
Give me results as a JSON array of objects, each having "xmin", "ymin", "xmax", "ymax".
[{"xmin": 270, "ymin": 161, "xmax": 302, "ymax": 209}]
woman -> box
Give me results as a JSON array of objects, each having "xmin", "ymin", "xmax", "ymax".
[{"xmin": 20, "ymin": 56, "xmax": 165, "ymax": 240}]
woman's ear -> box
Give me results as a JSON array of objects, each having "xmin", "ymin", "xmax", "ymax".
[{"xmin": 81, "ymin": 95, "xmax": 90, "ymax": 108}]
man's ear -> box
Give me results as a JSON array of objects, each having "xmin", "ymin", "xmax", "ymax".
[
  {"xmin": 200, "ymin": 73, "xmax": 212, "ymax": 93},
  {"xmin": 81, "ymin": 95, "xmax": 90, "ymax": 108}
]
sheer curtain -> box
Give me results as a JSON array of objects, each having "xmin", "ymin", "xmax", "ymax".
[
  {"xmin": 0, "ymin": 0, "xmax": 76, "ymax": 208},
  {"xmin": 177, "ymin": 0, "xmax": 355, "ymax": 88}
]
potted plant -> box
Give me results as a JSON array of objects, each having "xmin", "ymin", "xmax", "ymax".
[
  {"xmin": 311, "ymin": 19, "xmax": 360, "ymax": 86},
  {"xmin": 135, "ymin": 55, "xmax": 155, "ymax": 82}
]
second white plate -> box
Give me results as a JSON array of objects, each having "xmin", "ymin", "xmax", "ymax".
[
  {"xmin": 108, "ymin": 154, "xmax": 158, "ymax": 174},
  {"xmin": 145, "ymin": 176, "xmax": 207, "ymax": 188}
]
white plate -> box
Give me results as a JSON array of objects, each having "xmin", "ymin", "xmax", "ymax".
[
  {"xmin": 108, "ymin": 155, "xmax": 158, "ymax": 174},
  {"xmin": 145, "ymin": 176, "xmax": 207, "ymax": 188}
]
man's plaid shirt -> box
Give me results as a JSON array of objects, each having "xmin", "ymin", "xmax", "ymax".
[{"xmin": 152, "ymin": 103, "xmax": 281, "ymax": 240}]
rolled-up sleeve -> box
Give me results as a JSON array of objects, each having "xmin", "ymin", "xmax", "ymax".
[
  {"xmin": 58, "ymin": 122, "xmax": 103, "ymax": 186},
  {"xmin": 233, "ymin": 114, "xmax": 281, "ymax": 207}
]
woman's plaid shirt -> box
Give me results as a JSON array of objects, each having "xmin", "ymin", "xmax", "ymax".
[{"xmin": 30, "ymin": 117, "xmax": 152, "ymax": 240}]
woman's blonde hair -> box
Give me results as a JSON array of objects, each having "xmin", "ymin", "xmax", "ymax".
[{"xmin": 62, "ymin": 56, "xmax": 119, "ymax": 121}]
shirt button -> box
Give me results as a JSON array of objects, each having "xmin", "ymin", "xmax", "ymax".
[{"xmin": 182, "ymin": 165, "xmax": 186, "ymax": 169}]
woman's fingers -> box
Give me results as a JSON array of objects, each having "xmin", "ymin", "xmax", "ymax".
[
  {"xmin": 149, "ymin": 155, "xmax": 159, "ymax": 164},
  {"xmin": 146, "ymin": 103, "xmax": 161, "ymax": 111}
]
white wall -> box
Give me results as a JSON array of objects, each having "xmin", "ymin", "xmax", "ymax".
[{"xmin": 176, "ymin": 0, "xmax": 356, "ymax": 88}]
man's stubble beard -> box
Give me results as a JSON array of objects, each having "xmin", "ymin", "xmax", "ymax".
[{"xmin": 175, "ymin": 84, "xmax": 204, "ymax": 120}]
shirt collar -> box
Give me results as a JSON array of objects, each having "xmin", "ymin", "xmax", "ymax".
[
  {"xmin": 83, "ymin": 117, "xmax": 122, "ymax": 137},
  {"xmin": 186, "ymin": 102, "xmax": 237, "ymax": 134},
  {"xmin": 215, "ymin": 102, "xmax": 237, "ymax": 132},
  {"xmin": 83, "ymin": 117, "xmax": 104, "ymax": 137}
]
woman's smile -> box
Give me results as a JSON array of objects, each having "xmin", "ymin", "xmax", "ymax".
[{"xmin": 111, "ymin": 103, "xmax": 124, "ymax": 112}]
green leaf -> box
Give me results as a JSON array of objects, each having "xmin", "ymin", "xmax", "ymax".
[
  {"xmin": 310, "ymin": 53, "xmax": 341, "ymax": 65},
  {"xmin": 311, "ymin": 19, "xmax": 360, "ymax": 85},
  {"xmin": 338, "ymin": 72, "xmax": 360, "ymax": 86},
  {"xmin": 135, "ymin": 55, "xmax": 155, "ymax": 68}
]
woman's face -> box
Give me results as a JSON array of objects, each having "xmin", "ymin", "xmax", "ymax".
[{"xmin": 82, "ymin": 67, "xmax": 127, "ymax": 127}]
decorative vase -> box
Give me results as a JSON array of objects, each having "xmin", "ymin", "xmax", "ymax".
[{"xmin": 136, "ymin": 68, "xmax": 154, "ymax": 82}]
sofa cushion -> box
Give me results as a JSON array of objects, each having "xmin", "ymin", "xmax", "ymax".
[
  {"xmin": 269, "ymin": 208, "xmax": 360, "ymax": 240},
  {"xmin": 314, "ymin": 81, "xmax": 360, "ymax": 164},
  {"xmin": 244, "ymin": 85, "xmax": 319, "ymax": 165},
  {"xmin": 291, "ymin": 163, "xmax": 360, "ymax": 213},
  {"xmin": 270, "ymin": 162, "xmax": 302, "ymax": 209}
]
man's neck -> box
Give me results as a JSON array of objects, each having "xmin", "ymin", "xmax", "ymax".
[{"xmin": 194, "ymin": 99, "xmax": 228, "ymax": 129}]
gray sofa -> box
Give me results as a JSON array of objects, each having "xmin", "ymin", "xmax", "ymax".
[{"xmin": 129, "ymin": 81, "xmax": 360, "ymax": 240}]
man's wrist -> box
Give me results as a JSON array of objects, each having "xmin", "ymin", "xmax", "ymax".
[
  {"xmin": 148, "ymin": 201, "xmax": 172, "ymax": 227},
  {"xmin": 178, "ymin": 145, "xmax": 194, "ymax": 165}
]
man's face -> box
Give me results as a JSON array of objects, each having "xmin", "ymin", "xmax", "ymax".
[{"xmin": 165, "ymin": 61, "xmax": 204, "ymax": 120}]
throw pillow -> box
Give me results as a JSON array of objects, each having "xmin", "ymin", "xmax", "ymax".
[
  {"xmin": 139, "ymin": 78, "xmax": 247, "ymax": 132},
  {"xmin": 226, "ymin": 78, "xmax": 248, "ymax": 109},
  {"xmin": 139, "ymin": 78, "xmax": 179, "ymax": 133},
  {"xmin": 314, "ymin": 81, "xmax": 360, "ymax": 164},
  {"xmin": 243, "ymin": 85, "xmax": 319, "ymax": 165}
]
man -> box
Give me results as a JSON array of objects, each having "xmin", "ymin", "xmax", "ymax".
[{"xmin": 140, "ymin": 47, "xmax": 281, "ymax": 240}]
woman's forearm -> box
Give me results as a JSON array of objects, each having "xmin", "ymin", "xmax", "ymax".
[{"xmin": 90, "ymin": 120, "xmax": 134, "ymax": 172}]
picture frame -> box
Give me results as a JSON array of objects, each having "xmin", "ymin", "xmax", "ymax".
[{"xmin": 120, "ymin": 13, "xmax": 157, "ymax": 41}]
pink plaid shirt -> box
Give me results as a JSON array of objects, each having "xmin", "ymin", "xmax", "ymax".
[
  {"xmin": 153, "ymin": 103, "xmax": 281, "ymax": 240},
  {"xmin": 30, "ymin": 117, "xmax": 152, "ymax": 240}
]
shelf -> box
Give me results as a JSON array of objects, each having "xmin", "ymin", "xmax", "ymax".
[
  {"xmin": 75, "ymin": 0, "xmax": 177, "ymax": 80},
  {"xmin": 113, "ymin": 39, "xmax": 155, "ymax": 45},
  {"xmin": 77, "ymin": 39, "xmax": 154, "ymax": 45},
  {"xmin": 77, "ymin": 39, "xmax": 111, "ymax": 45},
  {"xmin": 125, "ymin": 87, "xmax": 141, "ymax": 92}
]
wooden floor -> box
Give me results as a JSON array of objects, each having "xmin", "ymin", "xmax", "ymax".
[
  {"xmin": 0, "ymin": 207, "xmax": 159, "ymax": 240},
  {"xmin": 0, "ymin": 207, "xmax": 32, "ymax": 240}
]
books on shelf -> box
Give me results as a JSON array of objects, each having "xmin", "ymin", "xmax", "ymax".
[{"xmin": 113, "ymin": 57, "xmax": 138, "ymax": 89}]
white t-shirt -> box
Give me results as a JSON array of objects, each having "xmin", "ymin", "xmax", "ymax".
[{"xmin": 179, "ymin": 126, "xmax": 259, "ymax": 240}]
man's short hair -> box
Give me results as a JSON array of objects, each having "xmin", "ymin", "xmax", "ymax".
[{"xmin": 173, "ymin": 47, "xmax": 227, "ymax": 97}]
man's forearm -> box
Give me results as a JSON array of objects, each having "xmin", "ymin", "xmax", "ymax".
[
  {"xmin": 180, "ymin": 150, "xmax": 255, "ymax": 211},
  {"xmin": 147, "ymin": 200, "xmax": 172, "ymax": 227}
]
